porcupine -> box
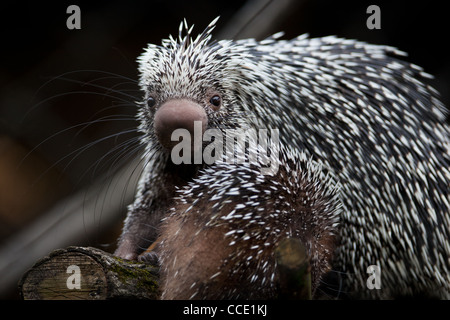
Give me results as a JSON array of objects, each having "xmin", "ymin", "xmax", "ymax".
[
  {"xmin": 159, "ymin": 143, "xmax": 343, "ymax": 299},
  {"xmin": 114, "ymin": 18, "xmax": 450, "ymax": 299}
]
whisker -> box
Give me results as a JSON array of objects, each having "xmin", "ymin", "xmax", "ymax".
[
  {"xmin": 86, "ymin": 140, "xmax": 146, "ymax": 230},
  {"xmin": 94, "ymin": 136, "xmax": 143, "ymax": 177},
  {"xmin": 53, "ymin": 75, "xmax": 139, "ymax": 102},
  {"xmin": 24, "ymin": 69, "xmax": 140, "ymax": 123},
  {"xmin": 23, "ymin": 90, "xmax": 137, "ymax": 123},
  {"xmin": 19, "ymin": 118, "xmax": 137, "ymax": 168},
  {"xmin": 73, "ymin": 115, "xmax": 136, "ymax": 138},
  {"xmin": 34, "ymin": 69, "xmax": 138, "ymax": 96},
  {"xmin": 28, "ymin": 128, "xmax": 140, "ymax": 189}
]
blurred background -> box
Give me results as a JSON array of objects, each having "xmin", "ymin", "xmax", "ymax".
[{"xmin": 0, "ymin": 0, "xmax": 448, "ymax": 299}]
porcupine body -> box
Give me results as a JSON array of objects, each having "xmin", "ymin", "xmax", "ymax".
[
  {"xmin": 159, "ymin": 144, "xmax": 342, "ymax": 299},
  {"xmin": 115, "ymin": 18, "xmax": 450, "ymax": 299}
]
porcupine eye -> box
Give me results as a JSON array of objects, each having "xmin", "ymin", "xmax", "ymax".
[
  {"xmin": 147, "ymin": 96, "xmax": 156, "ymax": 108},
  {"xmin": 209, "ymin": 95, "xmax": 221, "ymax": 110}
]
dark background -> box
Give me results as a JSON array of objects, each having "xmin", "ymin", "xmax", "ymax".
[{"xmin": 0, "ymin": 0, "xmax": 448, "ymax": 298}]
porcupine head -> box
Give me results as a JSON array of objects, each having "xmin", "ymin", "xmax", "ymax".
[{"xmin": 115, "ymin": 17, "xmax": 282, "ymax": 260}]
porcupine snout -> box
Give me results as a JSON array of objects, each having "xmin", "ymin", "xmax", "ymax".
[{"xmin": 154, "ymin": 99, "xmax": 208, "ymax": 151}]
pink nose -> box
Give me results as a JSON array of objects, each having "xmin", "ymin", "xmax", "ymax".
[{"xmin": 154, "ymin": 99, "xmax": 207, "ymax": 149}]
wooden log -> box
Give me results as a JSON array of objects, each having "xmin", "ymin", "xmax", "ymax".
[
  {"xmin": 275, "ymin": 238, "xmax": 312, "ymax": 300},
  {"xmin": 18, "ymin": 246, "xmax": 159, "ymax": 300},
  {"xmin": 19, "ymin": 237, "xmax": 310, "ymax": 300}
]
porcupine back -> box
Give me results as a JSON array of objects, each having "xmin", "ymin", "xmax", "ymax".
[{"xmin": 246, "ymin": 34, "xmax": 450, "ymax": 298}]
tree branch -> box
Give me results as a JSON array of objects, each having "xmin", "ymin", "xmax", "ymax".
[
  {"xmin": 19, "ymin": 238, "xmax": 311, "ymax": 300},
  {"xmin": 18, "ymin": 246, "xmax": 159, "ymax": 300}
]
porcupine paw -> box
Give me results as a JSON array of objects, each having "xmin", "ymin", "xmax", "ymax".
[{"xmin": 138, "ymin": 251, "xmax": 160, "ymax": 265}]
